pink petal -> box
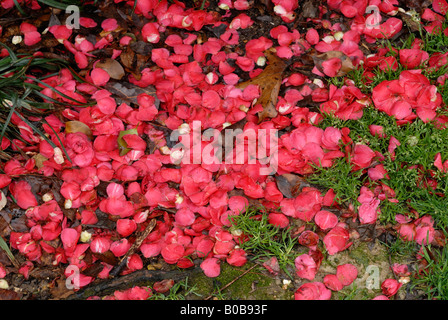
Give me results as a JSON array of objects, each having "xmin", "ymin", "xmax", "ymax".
[
  {"xmin": 200, "ymin": 257, "xmax": 221, "ymax": 277},
  {"xmin": 24, "ymin": 31, "xmax": 41, "ymax": 46},
  {"xmin": 358, "ymin": 199, "xmax": 380, "ymax": 225},
  {"xmin": 90, "ymin": 236, "xmax": 112, "ymax": 254},
  {"xmin": 295, "ymin": 254, "xmax": 318, "ymax": 280},
  {"xmin": 294, "ymin": 282, "xmax": 331, "ymax": 300},
  {"xmin": 161, "ymin": 243, "xmax": 185, "ymax": 264},
  {"xmin": 381, "ymin": 278, "xmax": 402, "ymax": 297},
  {"xmin": 10, "ymin": 181, "xmax": 37, "ymax": 209},
  {"xmin": 323, "ymin": 274, "xmax": 344, "ymax": 291},
  {"xmin": 110, "ymin": 239, "xmax": 131, "ymax": 257},
  {"xmin": 175, "ymin": 208, "xmax": 196, "ymax": 226},
  {"xmin": 323, "ymin": 225, "xmax": 352, "ymax": 255},
  {"xmin": 433, "ymin": 0, "xmax": 448, "ymax": 15},
  {"xmin": 226, "ymin": 249, "xmax": 247, "ymax": 267},
  {"xmin": 116, "ymin": 219, "xmax": 137, "ymax": 237},
  {"xmin": 336, "ymin": 264, "xmax": 358, "ymax": 286},
  {"xmin": 61, "ymin": 228, "xmax": 79, "ymax": 249},
  {"xmin": 101, "ymin": 18, "xmax": 118, "ymax": 31},
  {"xmin": 322, "ymin": 57, "xmax": 342, "ymax": 77},
  {"xmin": 91, "ymin": 68, "xmax": 110, "ymax": 86},
  {"xmin": 314, "ymin": 210, "xmax": 338, "ymax": 230},
  {"xmin": 268, "ymin": 212, "xmax": 289, "ymax": 228}
]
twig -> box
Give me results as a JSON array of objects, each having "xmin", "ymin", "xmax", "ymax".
[
  {"xmin": 67, "ymin": 268, "xmax": 201, "ymax": 300},
  {"xmin": 204, "ymin": 264, "xmax": 258, "ymax": 300},
  {"xmin": 109, "ymin": 218, "xmax": 157, "ymax": 277}
]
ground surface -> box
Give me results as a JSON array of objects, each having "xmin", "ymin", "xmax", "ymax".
[{"xmin": 0, "ymin": 0, "xmax": 447, "ymax": 301}]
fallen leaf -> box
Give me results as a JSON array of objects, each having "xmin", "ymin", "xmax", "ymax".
[
  {"xmin": 50, "ymin": 278, "xmax": 74, "ymax": 300},
  {"xmin": 120, "ymin": 46, "xmax": 136, "ymax": 71},
  {"xmin": 96, "ymin": 58, "xmax": 125, "ymax": 80},
  {"xmin": 153, "ymin": 279, "xmax": 175, "ymax": 293},
  {"xmin": 32, "ymin": 153, "xmax": 49, "ymax": 170},
  {"xmin": 397, "ymin": 11, "xmax": 421, "ymax": 33},
  {"xmin": 0, "ymin": 289, "xmax": 22, "ymax": 300},
  {"xmin": 301, "ymin": 0, "xmax": 319, "ymax": 18},
  {"xmin": 106, "ymin": 81, "xmax": 158, "ymax": 107},
  {"xmin": 312, "ymin": 51, "xmax": 355, "ymax": 77},
  {"xmin": 236, "ymin": 48, "xmax": 287, "ymax": 122},
  {"xmin": 0, "ymin": 191, "xmax": 6, "ymax": 212},
  {"xmin": 275, "ymin": 173, "xmax": 310, "ymax": 198},
  {"xmin": 65, "ymin": 121, "xmax": 93, "ymax": 140},
  {"xmin": 117, "ymin": 127, "xmax": 139, "ymax": 156}
]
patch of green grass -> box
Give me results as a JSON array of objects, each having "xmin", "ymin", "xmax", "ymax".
[
  {"xmin": 313, "ymin": 106, "xmax": 448, "ymax": 225},
  {"xmin": 412, "ymin": 245, "xmax": 448, "ymax": 300},
  {"xmin": 229, "ymin": 206, "xmax": 298, "ymax": 279},
  {"xmin": 382, "ymin": 237, "xmax": 418, "ymax": 260},
  {"xmin": 0, "ymin": 42, "xmax": 92, "ymax": 160},
  {"xmin": 186, "ymin": 262, "xmax": 287, "ymax": 300},
  {"xmin": 149, "ymin": 277, "xmax": 202, "ymax": 300},
  {"xmin": 308, "ymin": 157, "xmax": 363, "ymax": 205}
]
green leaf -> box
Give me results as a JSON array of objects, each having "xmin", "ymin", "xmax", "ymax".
[
  {"xmin": 117, "ymin": 127, "xmax": 138, "ymax": 156},
  {"xmin": 0, "ymin": 236, "xmax": 17, "ymax": 268},
  {"xmin": 37, "ymin": 0, "xmax": 76, "ymax": 10}
]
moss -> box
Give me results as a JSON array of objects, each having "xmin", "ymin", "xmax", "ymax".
[{"xmin": 186, "ymin": 263, "xmax": 293, "ymax": 300}]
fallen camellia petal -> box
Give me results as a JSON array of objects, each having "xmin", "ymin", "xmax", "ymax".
[
  {"xmin": 323, "ymin": 224, "xmax": 352, "ymax": 255},
  {"xmin": 298, "ymin": 230, "xmax": 319, "ymax": 251},
  {"xmin": 294, "ymin": 282, "xmax": 331, "ymax": 300},
  {"xmin": 263, "ymin": 256, "xmax": 280, "ymax": 275},
  {"xmin": 372, "ymin": 295, "xmax": 389, "ymax": 300},
  {"xmin": 323, "ymin": 274, "xmax": 343, "ymax": 291},
  {"xmin": 314, "ymin": 210, "xmax": 338, "ymax": 230},
  {"xmin": 200, "ymin": 257, "xmax": 221, "ymax": 277},
  {"xmin": 9, "ymin": 181, "xmax": 38, "ymax": 210},
  {"xmin": 336, "ymin": 264, "xmax": 358, "ymax": 286},
  {"xmin": 358, "ymin": 198, "xmax": 380, "ymax": 225},
  {"xmin": 90, "ymin": 236, "xmax": 112, "ymax": 254},
  {"xmin": 391, "ymin": 263, "xmax": 411, "ymax": 277},
  {"xmin": 153, "ymin": 279, "xmax": 175, "ymax": 293},
  {"xmin": 381, "ymin": 278, "xmax": 402, "ymax": 297},
  {"xmin": 61, "ymin": 228, "xmax": 79, "ymax": 250},
  {"xmin": 91, "ymin": 68, "xmax": 110, "ymax": 86},
  {"xmin": 116, "ymin": 219, "xmax": 137, "ymax": 237},
  {"xmin": 321, "ymin": 57, "xmax": 342, "ymax": 77},
  {"xmin": 433, "ymin": 0, "xmax": 448, "ymax": 15},
  {"xmin": 294, "ymin": 254, "xmax": 318, "ymax": 280}
]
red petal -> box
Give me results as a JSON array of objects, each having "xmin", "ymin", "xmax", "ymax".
[
  {"xmin": 336, "ymin": 264, "xmax": 358, "ymax": 286},
  {"xmin": 61, "ymin": 228, "xmax": 79, "ymax": 249},
  {"xmin": 91, "ymin": 68, "xmax": 110, "ymax": 86},
  {"xmin": 314, "ymin": 210, "xmax": 338, "ymax": 230},
  {"xmin": 295, "ymin": 254, "xmax": 318, "ymax": 280},
  {"xmin": 200, "ymin": 257, "xmax": 221, "ymax": 277},
  {"xmin": 323, "ymin": 274, "xmax": 344, "ymax": 291}
]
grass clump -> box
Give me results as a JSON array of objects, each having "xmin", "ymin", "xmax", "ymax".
[
  {"xmin": 412, "ymin": 245, "xmax": 448, "ymax": 300},
  {"xmin": 229, "ymin": 206, "xmax": 298, "ymax": 279}
]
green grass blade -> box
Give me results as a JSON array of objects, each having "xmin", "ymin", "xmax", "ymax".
[
  {"xmin": 13, "ymin": 109, "xmax": 58, "ymax": 150},
  {"xmin": 0, "ymin": 97, "xmax": 18, "ymax": 142},
  {"xmin": 42, "ymin": 118, "xmax": 72, "ymax": 163},
  {"xmin": 25, "ymin": 76, "xmax": 90, "ymax": 106},
  {"xmin": 0, "ymin": 236, "xmax": 17, "ymax": 267}
]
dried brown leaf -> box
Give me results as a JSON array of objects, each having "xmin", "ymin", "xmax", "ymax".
[
  {"xmin": 120, "ymin": 46, "xmax": 136, "ymax": 71},
  {"xmin": 65, "ymin": 121, "xmax": 93, "ymax": 140},
  {"xmin": 275, "ymin": 173, "xmax": 310, "ymax": 198},
  {"xmin": 312, "ymin": 50, "xmax": 355, "ymax": 77},
  {"xmin": 50, "ymin": 278, "xmax": 74, "ymax": 300},
  {"xmin": 0, "ymin": 191, "xmax": 6, "ymax": 212},
  {"xmin": 236, "ymin": 48, "xmax": 287, "ymax": 122},
  {"xmin": 106, "ymin": 80, "xmax": 158, "ymax": 106},
  {"xmin": 96, "ymin": 58, "xmax": 125, "ymax": 80},
  {"xmin": 0, "ymin": 289, "xmax": 22, "ymax": 300}
]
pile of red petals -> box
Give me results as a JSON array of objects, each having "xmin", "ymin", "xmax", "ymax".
[{"xmin": 0, "ymin": 0, "xmax": 447, "ymax": 300}]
